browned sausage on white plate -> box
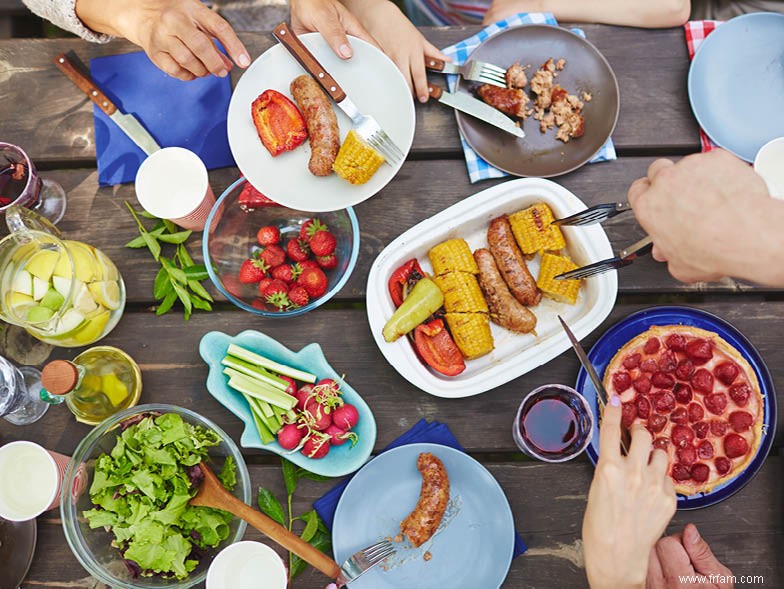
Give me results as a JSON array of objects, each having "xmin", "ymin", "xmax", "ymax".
[
  {"xmin": 474, "ymin": 248, "xmax": 537, "ymax": 334},
  {"xmin": 487, "ymin": 215, "xmax": 542, "ymax": 307},
  {"xmin": 400, "ymin": 453, "xmax": 449, "ymax": 548},
  {"xmin": 290, "ymin": 74, "xmax": 339, "ymax": 176}
]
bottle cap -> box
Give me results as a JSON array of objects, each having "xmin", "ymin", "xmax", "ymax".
[{"xmin": 41, "ymin": 360, "xmax": 79, "ymax": 396}]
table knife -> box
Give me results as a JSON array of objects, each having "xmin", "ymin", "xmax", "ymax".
[
  {"xmin": 557, "ymin": 315, "xmax": 630, "ymax": 455},
  {"xmin": 428, "ymin": 84, "xmax": 525, "ymax": 138},
  {"xmin": 54, "ymin": 52, "xmax": 161, "ymax": 156}
]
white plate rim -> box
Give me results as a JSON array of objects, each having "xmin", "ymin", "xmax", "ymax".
[{"xmin": 365, "ymin": 177, "xmax": 618, "ymax": 398}]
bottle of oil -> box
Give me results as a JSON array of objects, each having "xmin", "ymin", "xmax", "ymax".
[{"xmin": 39, "ymin": 346, "xmax": 142, "ymax": 424}]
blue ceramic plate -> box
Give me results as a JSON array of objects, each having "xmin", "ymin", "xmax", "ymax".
[
  {"xmin": 688, "ymin": 12, "xmax": 784, "ymax": 162},
  {"xmin": 332, "ymin": 443, "xmax": 515, "ymax": 588},
  {"xmin": 578, "ymin": 306, "xmax": 777, "ymax": 510},
  {"xmin": 199, "ymin": 330, "xmax": 376, "ymax": 477}
]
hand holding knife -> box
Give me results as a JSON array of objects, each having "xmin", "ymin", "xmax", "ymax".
[{"xmin": 54, "ymin": 52, "xmax": 161, "ymax": 156}]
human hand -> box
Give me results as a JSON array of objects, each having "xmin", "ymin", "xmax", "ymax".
[
  {"xmin": 647, "ymin": 524, "xmax": 734, "ymax": 588},
  {"xmin": 627, "ymin": 150, "xmax": 776, "ymax": 284},
  {"xmin": 289, "ymin": 0, "xmax": 379, "ymax": 61},
  {"xmin": 582, "ymin": 397, "xmax": 677, "ymax": 589},
  {"xmin": 483, "ymin": 0, "xmax": 528, "ymax": 25},
  {"xmin": 342, "ymin": 0, "xmax": 448, "ymax": 101},
  {"xmin": 75, "ymin": 0, "xmax": 250, "ymax": 81}
]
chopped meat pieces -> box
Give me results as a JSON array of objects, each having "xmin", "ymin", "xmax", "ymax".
[
  {"xmin": 505, "ymin": 62, "xmax": 528, "ymax": 89},
  {"xmin": 555, "ymin": 58, "xmax": 566, "ymax": 70}
]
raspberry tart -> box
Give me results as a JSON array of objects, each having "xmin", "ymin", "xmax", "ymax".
[{"xmin": 604, "ymin": 325, "xmax": 763, "ymax": 495}]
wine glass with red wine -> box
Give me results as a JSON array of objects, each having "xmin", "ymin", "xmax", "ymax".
[
  {"xmin": 513, "ymin": 384, "xmax": 594, "ymax": 462},
  {"xmin": 0, "ymin": 143, "xmax": 66, "ymax": 224}
]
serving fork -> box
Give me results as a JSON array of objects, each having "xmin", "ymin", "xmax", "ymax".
[
  {"xmin": 337, "ymin": 539, "xmax": 396, "ymax": 586},
  {"xmin": 273, "ymin": 23, "xmax": 404, "ymax": 166},
  {"xmin": 426, "ymin": 57, "xmax": 507, "ymax": 88},
  {"xmin": 551, "ymin": 202, "xmax": 653, "ymax": 281}
]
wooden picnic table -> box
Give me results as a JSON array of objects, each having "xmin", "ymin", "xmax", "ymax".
[{"xmin": 0, "ymin": 24, "xmax": 781, "ymax": 589}]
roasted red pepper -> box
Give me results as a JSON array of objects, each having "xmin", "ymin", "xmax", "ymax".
[
  {"xmin": 238, "ymin": 182, "xmax": 279, "ymax": 211},
  {"xmin": 251, "ymin": 89, "xmax": 308, "ymax": 157},
  {"xmin": 414, "ymin": 319, "xmax": 465, "ymax": 376},
  {"xmin": 388, "ymin": 259, "xmax": 424, "ymax": 307}
]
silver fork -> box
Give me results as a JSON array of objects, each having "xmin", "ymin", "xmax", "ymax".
[
  {"xmin": 551, "ymin": 202, "xmax": 631, "ymax": 226},
  {"xmin": 426, "ymin": 57, "xmax": 507, "ymax": 88},
  {"xmin": 555, "ymin": 235, "xmax": 654, "ymax": 281},
  {"xmin": 336, "ymin": 539, "xmax": 396, "ymax": 587},
  {"xmin": 273, "ymin": 23, "xmax": 404, "ymax": 166}
]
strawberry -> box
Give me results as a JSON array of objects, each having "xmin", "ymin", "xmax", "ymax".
[
  {"xmin": 316, "ymin": 254, "xmax": 338, "ymax": 270},
  {"xmin": 238, "ymin": 258, "xmax": 268, "ymax": 283},
  {"xmin": 286, "ymin": 238, "xmax": 310, "ymax": 262},
  {"xmin": 299, "ymin": 259, "xmax": 319, "ymax": 271},
  {"xmin": 257, "ymin": 276, "xmax": 274, "ymax": 295},
  {"xmin": 259, "ymin": 244, "xmax": 286, "ymax": 268},
  {"xmin": 309, "ymin": 230, "xmax": 337, "ymax": 256},
  {"xmin": 299, "ymin": 218, "xmax": 327, "ymax": 242},
  {"xmin": 271, "ymin": 263, "xmax": 301, "ymax": 284},
  {"xmin": 288, "ymin": 284, "xmax": 310, "ymax": 307},
  {"xmin": 266, "ymin": 291, "xmax": 291, "ymax": 310},
  {"xmin": 298, "ymin": 267, "xmax": 328, "ymax": 298},
  {"xmin": 256, "ymin": 225, "xmax": 280, "ymax": 246}
]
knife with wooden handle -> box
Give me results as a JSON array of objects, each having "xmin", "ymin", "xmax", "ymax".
[{"xmin": 54, "ymin": 52, "xmax": 161, "ymax": 156}]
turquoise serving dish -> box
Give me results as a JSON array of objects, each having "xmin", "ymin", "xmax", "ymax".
[{"xmin": 200, "ymin": 330, "xmax": 376, "ymax": 477}]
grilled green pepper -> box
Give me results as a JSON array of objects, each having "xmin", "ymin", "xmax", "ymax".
[{"xmin": 382, "ymin": 277, "xmax": 444, "ymax": 342}]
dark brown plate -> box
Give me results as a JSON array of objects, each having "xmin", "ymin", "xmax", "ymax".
[
  {"xmin": 0, "ymin": 517, "xmax": 36, "ymax": 588},
  {"xmin": 456, "ymin": 24, "xmax": 619, "ymax": 178}
]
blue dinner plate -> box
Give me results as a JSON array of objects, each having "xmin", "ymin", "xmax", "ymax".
[
  {"xmin": 688, "ymin": 12, "xmax": 784, "ymax": 162},
  {"xmin": 577, "ymin": 306, "xmax": 776, "ymax": 510},
  {"xmin": 332, "ymin": 443, "xmax": 515, "ymax": 588}
]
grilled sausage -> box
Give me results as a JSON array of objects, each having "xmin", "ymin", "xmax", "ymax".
[
  {"xmin": 487, "ymin": 215, "xmax": 542, "ymax": 306},
  {"xmin": 477, "ymin": 84, "xmax": 530, "ymax": 118},
  {"xmin": 474, "ymin": 248, "xmax": 537, "ymax": 334},
  {"xmin": 290, "ymin": 75, "xmax": 339, "ymax": 176},
  {"xmin": 400, "ymin": 453, "xmax": 449, "ymax": 548}
]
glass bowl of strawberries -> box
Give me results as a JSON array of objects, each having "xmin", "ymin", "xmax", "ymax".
[{"xmin": 203, "ymin": 179, "xmax": 359, "ymax": 316}]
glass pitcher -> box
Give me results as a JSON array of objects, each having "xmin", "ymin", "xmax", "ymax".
[{"xmin": 0, "ymin": 205, "xmax": 125, "ymax": 347}]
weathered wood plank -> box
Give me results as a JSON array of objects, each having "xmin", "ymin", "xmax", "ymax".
[
  {"xmin": 21, "ymin": 457, "xmax": 783, "ymax": 588},
  {"xmin": 2, "ymin": 300, "xmax": 781, "ymax": 456},
  {"xmin": 40, "ymin": 156, "xmax": 764, "ymax": 307},
  {"xmin": 0, "ymin": 26, "xmax": 698, "ymax": 164}
]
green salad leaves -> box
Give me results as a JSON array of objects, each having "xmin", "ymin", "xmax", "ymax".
[{"xmin": 83, "ymin": 413, "xmax": 236, "ymax": 579}]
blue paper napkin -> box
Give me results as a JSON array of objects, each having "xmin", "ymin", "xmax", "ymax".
[
  {"xmin": 89, "ymin": 51, "xmax": 235, "ymax": 186},
  {"xmin": 314, "ymin": 419, "xmax": 527, "ymax": 558},
  {"xmin": 441, "ymin": 12, "xmax": 617, "ymax": 183}
]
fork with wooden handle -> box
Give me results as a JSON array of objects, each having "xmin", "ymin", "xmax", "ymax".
[{"xmin": 190, "ymin": 463, "xmax": 341, "ymax": 580}]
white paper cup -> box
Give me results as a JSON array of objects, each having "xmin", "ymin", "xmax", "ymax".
[
  {"xmin": 135, "ymin": 147, "xmax": 215, "ymax": 231},
  {"xmin": 207, "ymin": 541, "xmax": 288, "ymax": 589},
  {"xmin": 754, "ymin": 137, "xmax": 784, "ymax": 200},
  {"xmin": 0, "ymin": 441, "xmax": 59, "ymax": 521}
]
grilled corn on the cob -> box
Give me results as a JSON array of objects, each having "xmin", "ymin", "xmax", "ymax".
[
  {"xmin": 508, "ymin": 203, "xmax": 566, "ymax": 254},
  {"xmin": 537, "ymin": 253, "xmax": 581, "ymax": 304},
  {"xmin": 445, "ymin": 313, "xmax": 493, "ymax": 359},
  {"xmin": 333, "ymin": 130, "xmax": 385, "ymax": 185},
  {"xmin": 433, "ymin": 272, "xmax": 488, "ymax": 314},
  {"xmin": 428, "ymin": 239, "xmax": 479, "ymax": 275}
]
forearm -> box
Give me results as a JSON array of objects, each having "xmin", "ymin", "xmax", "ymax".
[
  {"xmin": 339, "ymin": 0, "xmax": 389, "ymax": 19},
  {"xmin": 727, "ymin": 199, "xmax": 784, "ymax": 286},
  {"xmin": 73, "ymin": 0, "xmax": 124, "ymax": 37},
  {"xmin": 502, "ymin": 0, "xmax": 691, "ymax": 27},
  {"xmin": 22, "ymin": 0, "xmax": 110, "ymax": 42}
]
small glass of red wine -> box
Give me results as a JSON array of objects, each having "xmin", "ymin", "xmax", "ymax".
[
  {"xmin": 0, "ymin": 143, "xmax": 66, "ymax": 224},
  {"xmin": 513, "ymin": 384, "xmax": 594, "ymax": 462}
]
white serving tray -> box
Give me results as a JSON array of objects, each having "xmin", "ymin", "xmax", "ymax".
[{"xmin": 366, "ymin": 178, "xmax": 618, "ymax": 398}]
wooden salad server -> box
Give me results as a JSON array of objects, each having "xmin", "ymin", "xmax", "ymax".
[{"xmin": 189, "ymin": 463, "xmax": 341, "ymax": 579}]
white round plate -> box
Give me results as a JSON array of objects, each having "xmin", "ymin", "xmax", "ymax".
[{"xmin": 227, "ymin": 33, "xmax": 415, "ymax": 212}]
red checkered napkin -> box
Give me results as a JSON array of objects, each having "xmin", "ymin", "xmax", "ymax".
[{"xmin": 684, "ymin": 21, "xmax": 723, "ymax": 151}]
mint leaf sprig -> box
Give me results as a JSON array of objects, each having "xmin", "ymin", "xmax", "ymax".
[
  {"xmin": 124, "ymin": 203, "xmax": 213, "ymax": 320},
  {"xmin": 257, "ymin": 458, "xmax": 333, "ymax": 582}
]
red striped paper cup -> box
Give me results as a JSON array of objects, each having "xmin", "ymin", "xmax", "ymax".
[{"xmin": 46, "ymin": 450, "xmax": 87, "ymax": 511}]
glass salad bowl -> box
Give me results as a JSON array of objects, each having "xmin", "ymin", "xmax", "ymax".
[
  {"xmin": 203, "ymin": 178, "xmax": 359, "ymax": 317},
  {"xmin": 61, "ymin": 404, "xmax": 251, "ymax": 589}
]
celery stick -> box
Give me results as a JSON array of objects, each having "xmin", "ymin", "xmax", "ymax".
[
  {"xmin": 227, "ymin": 344, "xmax": 317, "ymax": 383},
  {"xmin": 221, "ymin": 356, "xmax": 289, "ymax": 390},
  {"xmin": 242, "ymin": 393, "xmax": 275, "ymax": 444},
  {"xmin": 284, "ymin": 409, "xmax": 297, "ymax": 422},
  {"xmin": 250, "ymin": 397, "xmax": 281, "ymax": 434},
  {"xmin": 224, "ymin": 370, "xmax": 297, "ymax": 410},
  {"xmin": 258, "ymin": 399, "xmax": 274, "ymax": 419}
]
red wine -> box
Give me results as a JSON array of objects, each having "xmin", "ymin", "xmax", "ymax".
[{"xmin": 517, "ymin": 387, "xmax": 592, "ymax": 460}]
